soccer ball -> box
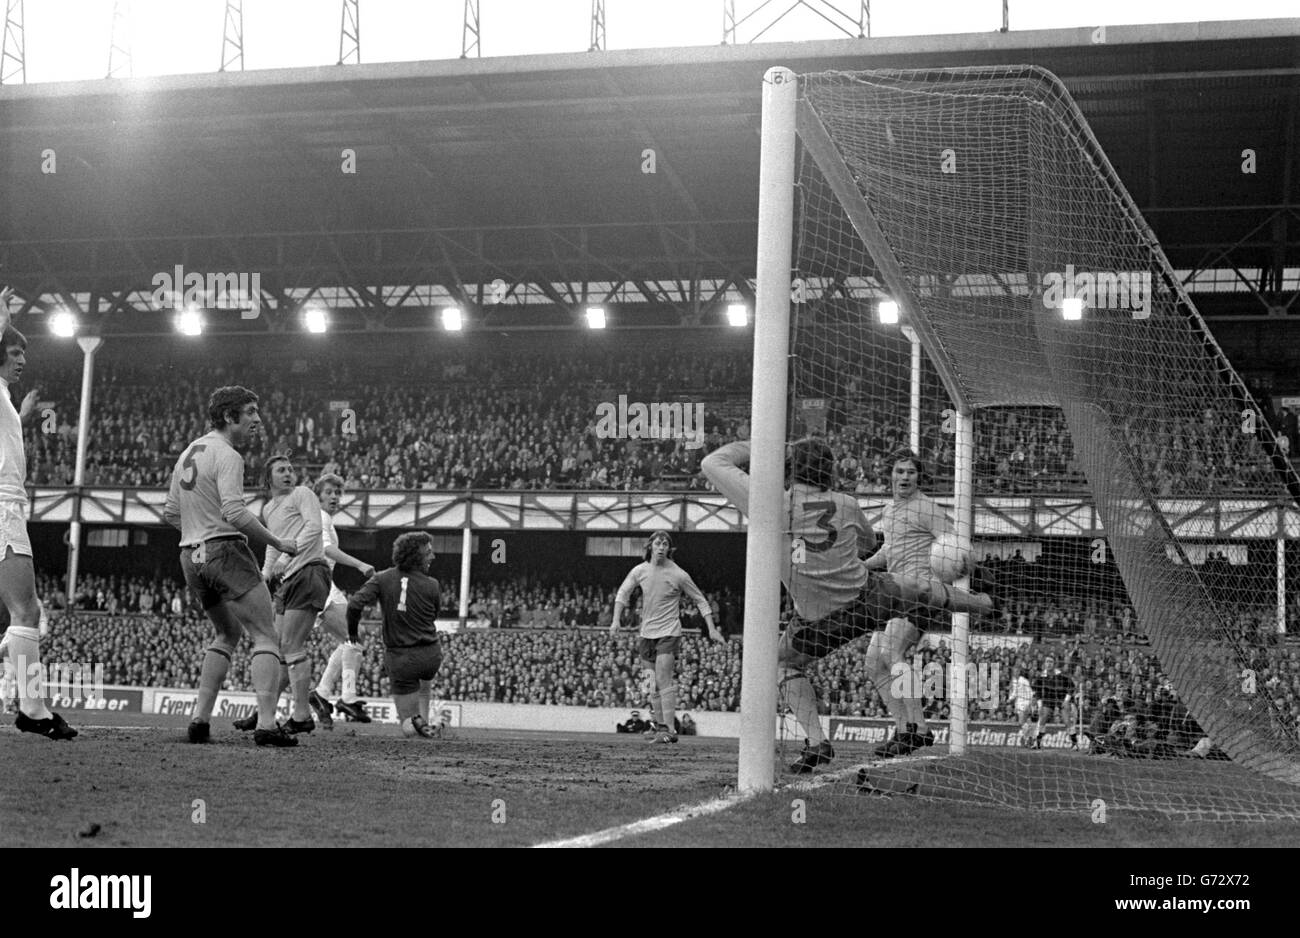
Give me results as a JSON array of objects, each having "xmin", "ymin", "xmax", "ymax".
[{"xmin": 929, "ymin": 533, "xmax": 971, "ymax": 583}]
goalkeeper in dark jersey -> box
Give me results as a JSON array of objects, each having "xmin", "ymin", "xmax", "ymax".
[
  {"xmin": 1031, "ymin": 654, "xmax": 1076, "ymax": 750},
  {"xmin": 346, "ymin": 532, "xmax": 443, "ymax": 739}
]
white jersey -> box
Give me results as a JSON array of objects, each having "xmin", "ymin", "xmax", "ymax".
[
  {"xmin": 262, "ymin": 485, "xmax": 325, "ymax": 579},
  {"xmin": 0, "ymin": 377, "xmax": 27, "ymax": 503},
  {"xmin": 615, "ymin": 559, "xmax": 711, "ymax": 640},
  {"xmin": 321, "ymin": 510, "xmax": 338, "ymax": 571},
  {"xmin": 319, "ymin": 509, "xmax": 347, "ymax": 610},
  {"xmin": 1011, "ymin": 676, "xmax": 1034, "ymax": 706},
  {"xmin": 878, "ymin": 491, "xmax": 952, "ymax": 580}
]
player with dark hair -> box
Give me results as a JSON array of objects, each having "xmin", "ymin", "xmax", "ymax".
[
  {"xmin": 238, "ymin": 455, "xmax": 329, "ymax": 734},
  {"xmin": 346, "ymin": 532, "xmax": 444, "ymax": 738},
  {"xmin": 611, "ymin": 531, "xmax": 721, "ymax": 744},
  {"xmin": 865, "ymin": 449, "xmax": 956, "ymax": 758},
  {"xmin": 165, "ymin": 385, "xmax": 301, "ymax": 746},
  {"xmin": 309, "ymin": 472, "xmax": 376, "ymax": 727},
  {"xmin": 0, "ymin": 286, "xmax": 75, "ymax": 739},
  {"xmin": 702, "ymin": 437, "xmax": 996, "ymax": 773},
  {"xmin": 1032, "ymin": 654, "xmax": 1075, "ymax": 749}
]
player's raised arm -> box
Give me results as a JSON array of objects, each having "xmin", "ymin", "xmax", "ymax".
[{"xmin": 700, "ymin": 440, "xmax": 752, "ymax": 515}]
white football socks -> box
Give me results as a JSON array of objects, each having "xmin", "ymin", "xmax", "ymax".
[
  {"xmin": 5, "ymin": 627, "xmax": 52, "ymax": 721},
  {"xmin": 340, "ymin": 642, "xmax": 362, "ymax": 703},
  {"xmin": 316, "ymin": 644, "xmax": 345, "ymax": 699}
]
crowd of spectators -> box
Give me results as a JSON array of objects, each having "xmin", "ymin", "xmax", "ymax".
[
  {"xmin": 18, "ymin": 345, "xmax": 1298, "ymax": 495},
  {"xmin": 31, "ymin": 561, "xmax": 1300, "ymax": 741}
]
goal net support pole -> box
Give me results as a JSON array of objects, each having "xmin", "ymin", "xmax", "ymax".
[
  {"xmin": 737, "ymin": 66, "xmax": 796, "ymax": 794},
  {"xmin": 1278, "ymin": 537, "xmax": 1287, "ymax": 635},
  {"xmin": 950, "ymin": 411, "xmax": 974, "ymax": 756}
]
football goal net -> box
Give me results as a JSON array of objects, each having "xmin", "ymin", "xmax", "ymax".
[{"xmin": 739, "ymin": 65, "xmax": 1300, "ymax": 820}]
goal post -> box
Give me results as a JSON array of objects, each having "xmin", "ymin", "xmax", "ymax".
[
  {"xmin": 736, "ymin": 66, "xmax": 797, "ymax": 794},
  {"xmin": 745, "ymin": 64, "xmax": 1300, "ymax": 818}
]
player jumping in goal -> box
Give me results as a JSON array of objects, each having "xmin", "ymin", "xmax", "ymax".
[
  {"xmin": 702, "ymin": 439, "xmax": 997, "ymax": 774},
  {"xmin": 346, "ymin": 532, "xmax": 444, "ymax": 739},
  {"xmin": 611, "ymin": 531, "xmax": 722, "ymax": 744},
  {"xmin": 865, "ymin": 449, "xmax": 981, "ymax": 759},
  {"xmin": 307, "ymin": 473, "xmax": 376, "ymax": 728},
  {"xmin": 166, "ymin": 386, "xmax": 300, "ymax": 747},
  {"xmin": 231, "ymin": 455, "xmax": 330, "ymax": 735}
]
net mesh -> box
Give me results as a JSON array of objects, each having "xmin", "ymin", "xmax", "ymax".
[{"xmin": 784, "ymin": 66, "xmax": 1300, "ymax": 820}]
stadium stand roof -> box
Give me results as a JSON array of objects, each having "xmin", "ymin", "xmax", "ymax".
[{"xmin": 1, "ymin": 17, "xmax": 1298, "ymax": 333}]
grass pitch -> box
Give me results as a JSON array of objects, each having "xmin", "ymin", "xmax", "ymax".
[{"xmin": 2, "ymin": 712, "xmax": 1299, "ymax": 847}]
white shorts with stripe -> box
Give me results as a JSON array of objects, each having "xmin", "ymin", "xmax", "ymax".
[
  {"xmin": 313, "ymin": 584, "xmax": 348, "ymax": 628},
  {"xmin": 0, "ymin": 499, "xmax": 32, "ymax": 559}
]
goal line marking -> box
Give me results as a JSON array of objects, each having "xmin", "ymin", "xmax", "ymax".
[
  {"xmin": 533, "ymin": 791, "xmax": 753, "ymax": 848},
  {"xmin": 533, "ymin": 752, "xmax": 944, "ymax": 848}
]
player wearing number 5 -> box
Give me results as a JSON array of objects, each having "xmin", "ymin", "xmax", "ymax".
[
  {"xmin": 164, "ymin": 386, "xmax": 301, "ymax": 747},
  {"xmin": 346, "ymin": 532, "xmax": 443, "ymax": 739}
]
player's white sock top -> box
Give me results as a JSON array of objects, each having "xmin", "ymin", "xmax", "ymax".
[
  {"xmin": 340, "ymin": 642, "xmax": 362, "ymax": 703},
  {"xmin": 317, "ymin": 644, "xmax": 345, "ymax": 699},
  {"xmin": 6, "ymin": 627, "xmax": 52, "ymax": 720}
]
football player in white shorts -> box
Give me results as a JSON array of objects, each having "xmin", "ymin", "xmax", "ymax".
[
  {"xmin": 0, "ymin": 286, "xmax": 75, "ymax": 739},
  {"xmin": 308, "ymin": 473, "xmax": 375, "ymax": 727},
  {"xmin": 0, "ymin": 599, "xmax": 49, "ymax": 712}
]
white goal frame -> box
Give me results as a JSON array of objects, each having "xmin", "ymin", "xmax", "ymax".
[{"xmin": 740, "ymin": 67, "xmax": 978, "ymax": 791}]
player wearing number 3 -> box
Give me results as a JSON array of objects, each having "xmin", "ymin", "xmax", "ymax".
[{"xmin": 702, "ymin": 439, "xmax": 997, "ymax": 773}]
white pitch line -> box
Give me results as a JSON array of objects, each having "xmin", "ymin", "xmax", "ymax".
[
  {"xmin": 0, "ymin": 723, "xmax": 167, "ymax": 732},
  {"xmin": 534, "ymin": 752, "xmax": 946, "ymax": 848},
  {"xmin": 534, "ymin": 791, "xmax": 754, "ymax": 848},
  {"xmin": 785, "ymin": 752, "xmax": 946, "ymax": 793}
]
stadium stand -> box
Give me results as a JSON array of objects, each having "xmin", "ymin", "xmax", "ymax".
[
  {"xmin": 30, "ymin": 564, "xmax": 1300, "ymax": 741},
  {"xmin": 19, "ymin": 344, "xmax": 1295, "ymax": 495}
]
